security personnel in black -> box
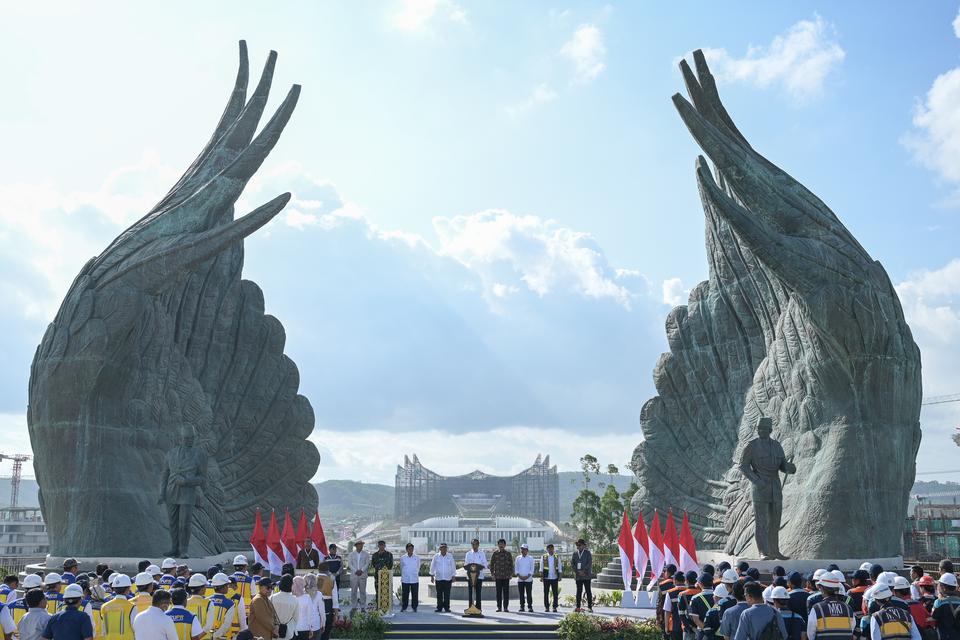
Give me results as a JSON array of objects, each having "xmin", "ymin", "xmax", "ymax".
[
  {"xmin": 701, "ymin": 584, "xmax": 737, "ymax": 640},
  {"xmin": 679, "ymin": 570, "xmax": 703, "ymax": 640},
  {"xmin": 808, "ymin": 571, "xmax": 855, "ymax": 640},
  {"xmin": 665, "ymin": 572, "xmax": 687, "ymax": 640},
  {"xmin": 657, "ymin": 565, "xmax": 678, "ymax": 637},
  {"xmin": 868, "ymin": 586, "xmax": 920, "ymax": 640},
  {"xmin": 688, "ymin": 574, "xmax": 716, "ymax": 640},
  {"xmin": 41, "ymin": 584, "xmax": 93, "ymax": 640},
  {"xmin": 787, "ymin": 572, "xmax": 808, "ymax": 618}
]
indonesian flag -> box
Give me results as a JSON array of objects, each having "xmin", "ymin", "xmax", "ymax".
[
  {"xmin": 617, "ymin": 510, "xmax": 635, "ymax": 590},
  {"xmin": 678, "ymin": 511, "xmax": 699, "ymax": 573},
  {"xmin": 311, "ymin": 512, "xmax": 330, "ymax": 558},
  {"xmin": 633, "ymin": 512, "xmax": 650, "ymax": 586},
  {"xmin": 249, "ymin": 510, "xmax": 268, "ymax": 566},
  {"xmin": 663, "ymin": 510, "xmax": 680, "ymax": 570},
  {"xmin": 281, "ymin": 510, "xmax": 298, "ymax": 565},
  {"xmin": 266, "ymin": 511, "xmax": 285, "ymax": 575},
  {"xmin": 296, "ymin": 510, "xmax": 311, "ymax": 554},
  {"xmin": 648, "ymin": 511, "xmax": 665, "ymax": 583}
]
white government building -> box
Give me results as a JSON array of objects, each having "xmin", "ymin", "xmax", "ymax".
[{"xmin": 401, "ymin": 515, "xmax": 554, "ymax": 553}]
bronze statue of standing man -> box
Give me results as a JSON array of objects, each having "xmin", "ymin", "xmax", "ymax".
[
  {"xmin": 159, "ymin": 424, "xmax": 207, "ymax": 557},
  {"xmin": 737, "ymin": 417, "xmax": 795, "ymax": 560}
]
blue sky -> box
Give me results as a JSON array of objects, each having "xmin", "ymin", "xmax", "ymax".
[{"xmin": 3, "ymin": 1, "xmax": 960, "ymax": 484}]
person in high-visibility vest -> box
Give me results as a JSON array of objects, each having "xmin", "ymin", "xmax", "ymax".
[
  {"xmin": 185, "ymin": 575, "xmax": 214, "ymax": 637},
  {"xmin": 807, "ymin": 571, "xmax": 856, "ymax": 640},
  {"xmin": 0, "ymin": 575, "xmax": 18, "ymax": 606},
  {"xmin": 99, "ymin": 575, "xmax": 135, "ymax": 640},
  {"xmin": 9, "ymin": 575, "xmax": 43, "ymax": 627},
  {"xmin": 43, "ymin": 573, "xmax": 64, "ymax": 615},
  {"xmin": 133, "ymin": 573, "xmax": 157, "ymax": 614},
  {"xmin": 166, "ymin": 589, "xmax": 204, "ymax": 640},
  {"xmin": 869, "ymin": 586, "xmax": 921, "ymax": 640},
  {"xmin": 207, "ymin": 574, "xmax": 237, "ymax": 640},
  {"xmin": 225, "ymin": 578, "xmax": 247, "ymax": 639},
  {"xmin": 159, "ymin": 560, "xmax": 179, "ymax": 589},
  {"xmin": 230, "ymin": 556, "xmax": 254, "ymax": 609},
  {"xmin": 42, "ymin": 584, "xmax": 92, "ymax": 640}
]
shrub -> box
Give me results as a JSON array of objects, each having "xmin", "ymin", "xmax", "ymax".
[
  {"xmin": 331, "ymin": 611, "xmax": 391, "ymax": 640},
  {"xmin": 557, "ymin": 613, "xmax": 660, "ymax": 640}
]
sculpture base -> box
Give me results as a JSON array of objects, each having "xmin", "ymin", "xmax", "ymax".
[
  {"xmin": 36, "ymin": 553, "xmax": 256, "ymax": 575},
  {"xmin": 697, "ymin": 549, "xmax": 904, "ymax": 572}
]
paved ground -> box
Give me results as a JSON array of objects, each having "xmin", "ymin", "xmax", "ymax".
[{"xmin": 338, "ymin": 577, "xmax": 656, "ymax": 623}]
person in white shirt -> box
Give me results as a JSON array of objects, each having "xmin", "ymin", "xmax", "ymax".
[
  {"xmin": 464, "ymin": 538, "xmax": 488, "ymax": 612},
  {"xmin": 270, "ymin": 575, "xmax": 299, "ymax": 640},
  {"xmin": 540, "ymin": 543, "xmax": 562, "ymax": 612},
  {"xmin": 430, "ymin": 543, "xmax": 456, "ymax": 613},
  {"xmin": 132, "ymin": 591, "xmax": 178, "ymax": 640},
  {"xmin": 399, "ymin": 544, "xmax": 421, "ymax": 613},
  {"xmin": 347, "ymin": 541, "xmax": 370, "ymax": 612},
  {"xmin": 293, "ymin": 576, "xmax": 317, "ymax": 640},
  {"xmin": 514, "ymin": 544, "xmax": 536, "ymax": 613},
  {"xmin": 302, "ymin": 574, "xmax": 325, "ymax": 638}
]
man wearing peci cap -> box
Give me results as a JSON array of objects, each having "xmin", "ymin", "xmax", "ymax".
[
  {"xmin": 540, "ymin": 543, "xmax": 562, "ymax": 613},
  {"xmin": 572, "ymin": 539, "xmax": 593, "ymax": 613},
  {"xmin": 807, "ymin": 571, "xmax": 854, "ymax": 640},
  {"xmin": 399, "ymin": 543, "xmax": 421, "ymax": 613},
  {"xmin": 931, "ymin": 573, "xmax": 960, "ymax": 640},
  {"xmin": 247, "ymin": 578, "xmax": 277, "ymax": 640},
  {"xmin": 514, "ymin": 544, "xmax": 535, "ymax": 613},
  {"xmin": 429, "ymin": 543, "xmax": 455, "ymax": 614}
]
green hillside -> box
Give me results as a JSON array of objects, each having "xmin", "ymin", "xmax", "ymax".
[{"xmin": 313, "ymin": 479, "xmax": 393, "ymax": 520}]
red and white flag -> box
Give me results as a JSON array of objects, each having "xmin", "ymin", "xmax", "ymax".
[
  {"xmin": 633, "ymin": 512, "xmax": 650, "ymax": 585},
  {"xmin": 678, "ymin": 511, "xmax": 699, "ymax": 573},
  {"xmin": 296, "ymin": 510, "xmax": 311, "ymax": 555},
  {"xmin": 280, "ymin": 510, "xmax": 298, "ymax": 565},
  {"xmin": 311, "ymin": 512, "xmax": 330, "ymax": 559},
  {"xmin": 266, "ymin": 511, "xmax": 285, "ymax": 575},
  {"xmin": 617, "ymin": 510, "xmax": 635, "ymax": 591},
  {"xmin": 648, "ymin": 511, "xmax": 665, "ymax": 583},
  {"xmin": 663, "ymin": 510, "xmax": 680, "ymax": 569},
  {"xmin": 249, "ymin": 510, "xmax": 268, "ymax": 567}
]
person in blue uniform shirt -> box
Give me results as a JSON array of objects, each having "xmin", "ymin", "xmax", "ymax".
[
  {"xmin": 931, "ymin": 573, "xmax": 960, "ymax": 640},
  {"xmin": 41, "ymin": 584, "xmax": 92, "ymax": 640}
]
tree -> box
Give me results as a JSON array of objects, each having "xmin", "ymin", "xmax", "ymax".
[
  {"xmin": 580, "ymin": 454, "xmax": 600, "ymax": 490},
  {"xmin": 571, "ymin": 455, "xmax": 630, "ymax": 552}
]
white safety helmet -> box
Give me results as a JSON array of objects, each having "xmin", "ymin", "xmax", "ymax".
[
  {"xmin": 872, "ymin": 585, "xmax": 893, "ymax": 600},
  {"xmin": 22, "ymin": 574, "xmax": 43, "ymax": 589},
  {"xmin": 818, "ymin": 572, "xmax": 841, "ymax": 589},
  {"xmin": 762, "ymin": 585, "xmax": 774, "ymax": 602},
  {"xmin": 161, "ymin": 558, "xmax": 178, "ymax": 570},
  {"xmin": 893, "ymin": 576, "xmax": 911, "ymax": 590},
  {"xmin": 721, "ymin": 569, "xmax": 738, "ymax": 584},
  {"xmin": 877, "ymin": 572, "xmax": 898, "ymax": 586},
  {"xmin": 830, "ymin": 570, "xmax": 847, "ymax": 595},
  {"xmin": 771, "ymin": 586, "xmax": 789, "ymax": 600},
  {"xmin": 210, "ymin": 573, "xmax": 231, "ymax": 587},
  {"xmin": 43, "ymin": 572, "xmax": 62, "ymax": 586},
  {"xmin": 859, "ymin": 562, "xmax": 873, "ymax": 571},
  {"xmin": 813, "ymin": 568, "xmax": 827, "ymax": 581},
  {"xmin": 63, "ymin": 584, "xmax": 84, "ymax": 600},
  {"xmin": 233, "ymin": 554, "xmax": 248, "ymax": 566},
  {"xmin": 64, "ymin": 583, "xmax": 84, "ymax": 598},
  {"xmin": 939, "ymin": 573, "xmax": 959, "ymax": 588},
  {"xmin": 713, "ymin": 583, "xmax": 729, "ymax": 599},
  {"xmin": 146, "ymin": 564, "xmax": 162, "ymax": 576},
  {"xmin": 112, "ymin": 574, "xmax": 132, "ymax": 588},
  {"xmin": 134, "ymin": 572, "xmax": 155, "ymax": 587},
  {"xmin": 188, "ymin": 574, "xmax": 209, "ymax": 588}
]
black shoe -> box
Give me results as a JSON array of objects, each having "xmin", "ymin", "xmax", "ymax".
[
  {"xmin": 588, "ymin": 607, "xmax": 593, "ymax": 613},
  {"xmin": 553, "ymin": 608, "xmax": 558, "ymax": 613},
  {"xmin": 519, "ymin": 607, "xmax": 525, "ymax": 612},
  {"xmin": 401, "ymin": 608, "xmax": 406, "ymax": 612},
  {"xmin": 413, "ymin": 608, "xmax": 417, "ymax": 612},
  {"xmin": 434, "ymin": 608, "xmax": 442, "ymax": 612},
  {"xmin": 496, "ymin": 607, "xmax": 501, "ymax": 612}
]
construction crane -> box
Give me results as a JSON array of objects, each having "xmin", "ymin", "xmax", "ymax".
[
  {"xmin": 0, "ymin": 453, "xmax": 31, "ymax": 508},
  {"xmin": 922, "ymin": 394, "xmax": 960, "ymax": 406}
]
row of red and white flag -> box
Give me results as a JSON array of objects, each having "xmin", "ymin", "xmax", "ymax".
[
  {"xmin": 248, "ymin": 510, "xmax": 330, "ymax": 575},
  {"xmin": 617, "ymin": 509, "xmax": 699, "ymax": 590}
]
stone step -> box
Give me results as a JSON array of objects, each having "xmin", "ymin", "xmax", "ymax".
[{"xmin": 386, "ymin": 622, "xmax": 559, "ymax": 639}]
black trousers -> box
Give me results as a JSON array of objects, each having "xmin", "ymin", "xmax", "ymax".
[
  {"xmin": 321, "ymin": 597, "xmax": 333, "ymax": 640},
  {"xmin": 543, "ymin": 579, "xmax": 559, "ymax": 609},
  {"xmin": 435, "ymin": 580, "xmax": 452, "ymax": 611},
  {"xmin": 517, "ymin": 581, "xmax": 533, "ymax": 609},
  {"xmin": 401, "ymin": 582, "xmax": 419, "ymax": 610},
  {"xmin": 495, "ymin": 579, "xmax": 511, "ymax": 609},
  {"xmin": 576, "ymin": 579, "xmax": 593, "ymax": 608},
  {"xmin": 467, "ymin": 578, "xmax": 483, "ymax": 609}
]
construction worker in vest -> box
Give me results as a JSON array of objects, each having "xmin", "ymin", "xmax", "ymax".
[
  {"xmin": 75, "ymin": 579, "xmax": 97, "ymax": 636},
  {"xmin": 0, "ymin": 575, "xmax": 18, "ymax": 606},
  {"xmin": 43, "ymin": 574, "xmax": 64, "ymax": 615},
  {"xmin": 184, "ymin": 574, "xmax": 214, "ymax": 637},
  {"xmin": 864, "ymin": 575, "xmax": 910, "ymax": 640},
  {"xmin": 230, "ymin": 556, "xmax": 254, "ymax": 609},
  {"xmin": 870, "ymin": 586, "xmax": 921, "ymax": 640},
  {"xmin": 41, "ymin": 584, "xmax": 92, "ymax": 640},
  {"xmin": 807, "ymin": 571, "xmax": 855, "ymax": 640},
  {"xmin": 849, "ymin": 571, "xmax": 872, "ymax": 623},
  {"xmin": 680, "ymin": 570, "xmax": 703, "ymax": 640},
  {"xmin": 207, "ymin": 573, "xmax": 237, "ymax": 640},
  {"xmin": 225, "ymin": 578, "xmax": 247, "ymax": 639},
  {"xmin": 100, "ymin": 574, "xmax": 135, "ymax": 640},
  {"xmin": 146, "ymin": 566, "xmax": 164, "ymax": 589},
  {"xmin": 664, "ymin": 572, "xmax": 688, "ymax": 640},
  {"xmin": 0, "ymin": 588, "xmax": 15, "ymax": 640},
  {"xmin": 166, "ymin": 589, "xmax": 204, "ymax": 640},
  {"xmin": 931, "ymin": 573, "xmax": 960, "ymax": 640},
  {"xmin": 773, "ymin": 586, "xmax": 805, "ymax": 640},
  {"xmin": 134, "ymin": 573, "xmax": 158, "ymax": 614},
  {"xmin": 688, "ymin": 574, "xmax": 716, "ymax": 639},
  {"xmin": 159, "ymin": 560, "xmax": 179, "ymax": 589},
  {"xmin": 658, "ymin": 565, "xmax": 679, "ymax": 636}
]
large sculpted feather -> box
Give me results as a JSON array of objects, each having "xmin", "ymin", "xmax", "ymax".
[
  {"xmin": 28, "ymin": 42, "xmax": 319, "ymax": 556},
  {"xmin": 631, "ymin": 51, "xmax": 921, "ymax": 558}
]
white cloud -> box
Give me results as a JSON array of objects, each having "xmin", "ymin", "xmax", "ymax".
[
  {"xmin": 662, "ymin": 277, "xmax": 686, "ymax": 307},
  {"xmin": 309, "ymin": 426, "xmax": 636, "ymax": 484},
  {"xmin": 560, "ymin": 24, "xmax": 606, "ymax": 83},
  {"xmin": 504, "ymin": 83, "xmax": 557, "ymax": 118},
  {"xmin": 896, "ymin": 259, "xmax": 960, "ymax": 344},
  {"xmin": 904, "ymin": 68, "xmax": 960, "ymax": 186},
  {"xmin": 390, "ymin": 0, "xmax": 466, "ymax": 33},
  {"xmin": 696, "ymin": 15, "xmax": 845, "ymax": 100},
  {"xmin": 954, "ymin": 7, "xmax": 960, "ymax": 39}
]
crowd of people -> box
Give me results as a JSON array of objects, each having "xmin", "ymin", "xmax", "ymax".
[
  {"xmin": 653, "ymin": 558, "xmax": 960, "ymax": 640},
  {"xmin": 0, "ymin": 554, "xmax": 340, "ymax": 640}
]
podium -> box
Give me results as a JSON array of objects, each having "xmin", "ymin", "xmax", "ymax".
[{"xmin": 462, "ymin": 563, "xmax": 484, "ymax": 618}]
